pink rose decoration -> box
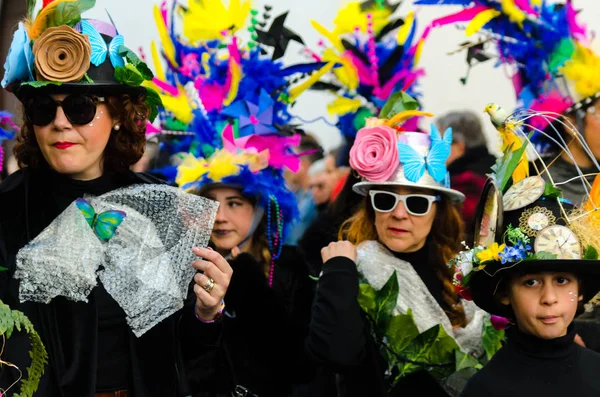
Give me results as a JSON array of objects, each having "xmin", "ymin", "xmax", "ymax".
[{"xmin": 349, "ymin": 126, "xmax": 398, "ymax": 182}]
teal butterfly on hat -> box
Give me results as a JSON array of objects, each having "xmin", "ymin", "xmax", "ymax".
[
  {"xmin": 80, "ymin": 19, "xmax": 125, "ymax": 68},
  {"xmin": 397, "ymin": 125, "xmax": 452, "ymax": 184},
  {"xmin": 76, "ymin": 198, "xmax": 126, "ymax": 242}
]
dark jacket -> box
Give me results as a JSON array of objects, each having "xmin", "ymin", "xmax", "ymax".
[
  {"xmin": 185, "ymin": 246, "xmax": 315, "ymax": 397},
  {"xmin": 306, "ymin": 256, "xmax": 450, "ymax": 397},
  {"xmin": 0, "ymin": 167, "xmax": 208, "ymax": 397},
  {"xmin": 461, "ymin": 324, "xmax": 600, "ymax": 396}
]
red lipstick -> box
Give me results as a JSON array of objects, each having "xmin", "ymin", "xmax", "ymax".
[{"xmin": 54, "ymin": 142, "xmax": 76, "ymax": 149}]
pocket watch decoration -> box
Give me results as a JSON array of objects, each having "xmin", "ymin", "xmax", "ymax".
[
  {"xmin": 519, "ymin": 207, "xmax": 556, "ymax": 237},
  {"xmin": 534, "ymin": 225, "xmax": 582, "ymax": 260},
  {"xmin": 502, "ymin": 176, "xmax": 546, "ymax": 211}
]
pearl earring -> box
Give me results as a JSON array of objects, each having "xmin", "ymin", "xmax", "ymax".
[{"xmin": 114, "ymin": 124, "xmax": 121, "ymax": 131}]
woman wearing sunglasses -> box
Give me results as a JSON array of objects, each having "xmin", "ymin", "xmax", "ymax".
[
  {"xmin": 306, "ymin": 118, "xmax": 488, "ymax": 396},
  {"xmin": 0, "ymin": 11, "xmax": 230, "ymax": 397}
]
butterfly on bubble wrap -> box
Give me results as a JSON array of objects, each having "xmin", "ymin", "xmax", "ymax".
[
  {"xmin": 397, "ymin": 125, "xmax": 452, "ymax": 184},
  {"xmin": 76, "ymin": 198, "xmax": 126, "ymax": 242},
  {"xmin": 80, "ymin": 19, "xmax": 125, "ymax": 68}
]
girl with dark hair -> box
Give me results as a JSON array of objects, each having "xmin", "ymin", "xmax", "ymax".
[
  {"xmin": 0, "ymin": 4, "xmax": 229, "ymax": 396},
  {"xmin": 306, "ymin": 111, "xmax": 489, "ymax": 396}
]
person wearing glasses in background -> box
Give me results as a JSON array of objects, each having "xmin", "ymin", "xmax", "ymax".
[
  {"xmin": 306, "ymin": 112, "xmax": 488, "ymax": 396},
  {"xmin": 0, "ymin": 7, "xmax": 230, "ymax": 396}
]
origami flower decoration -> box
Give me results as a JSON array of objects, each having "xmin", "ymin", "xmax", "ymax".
[
  {"xmin": 1, "ymin": 22, "xmax": 35, "ymax": 88},
  {"xmin": 221, "ymin": 90, "xmax": 278, "ymax": 136}
]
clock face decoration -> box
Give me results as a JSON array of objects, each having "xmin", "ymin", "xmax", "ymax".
[
  {"xmin": 473, "ymin": 180, "xmax": 503, "ymax": 248},
  {"xmin": 534, "ymin": 225, "xmax": 582, "ymax": 259},
  {"xmin": 503, "ymin": 176, "xmax": 546, "ymax": 211}
]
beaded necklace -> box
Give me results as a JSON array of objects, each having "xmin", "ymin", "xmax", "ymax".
[{"xmin": 266, "ymin": 194, "xmax": 284, "ymax": 287}]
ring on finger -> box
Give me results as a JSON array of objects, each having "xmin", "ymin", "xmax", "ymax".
[{"xmin": 202, "ymin": 278, "xmax": 215, "ymax": 293}]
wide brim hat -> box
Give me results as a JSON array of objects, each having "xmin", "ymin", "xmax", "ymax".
[
  {"xmin": 352, "ymin": 131, "xmax": 465, "ymax": 203},
  {"xmin": 468, "ymin": 178, "xmax": 600, "ymax": 317}
]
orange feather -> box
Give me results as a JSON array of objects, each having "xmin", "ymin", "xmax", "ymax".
[{"xmin": 26, "ymin": 0, "xmax": 78, "ymax": 40}]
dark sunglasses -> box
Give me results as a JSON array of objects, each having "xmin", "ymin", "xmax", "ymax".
[
  {"xmin": 369, "ymin": 190, "xmax": 440, "ymax": 216},
  {"xmin": 25, "ymin": 95, "xmax": 106, "ymax": 126}
]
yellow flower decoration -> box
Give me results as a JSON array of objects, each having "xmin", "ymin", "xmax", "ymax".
[{"xmin": 476, "ymin": 243, "xmax": 506, "ymax": 263}]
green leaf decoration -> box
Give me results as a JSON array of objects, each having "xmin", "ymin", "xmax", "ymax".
[
  {"xmin": 81, "ymin": 73, "xmax": 94, "ymax": 84},
  {"xmin": 114, "ymin": 64, "xmax": 144, "ymax": 87},
  {"xmin": 356, "ymin": 271, "xmax": 399, "ymax": 332},
  {"xmin": 21, "ymin": 80, "xmax": 63, "ymax": 88},
  {"xmin": 490, "ymin": 132, "xmax": 533, "ymax": 192},
  {"xmin": 353, "ymin": 107, "xmax": 375, "ymax": 131},
  {"xmin": 584, "ymin": 246, "xmax": 599, "ymax": 260},
  {"xmin": 145, "ymin": 87, "xmax": 163, "ymax": 123},
  {"xmin": 455, "ymin": 350, "xmax": 483, "ymax": 372},
  {"xmin": 46, "ymin": 0, "xmax": 96, "ymax": 28},
  {"xmin": 543, "ymin": 183, "xmax": 562, "ymax": 199},
  {"xmin": 0, "ymin": 265, "xmax": 7, "ymax": 271},
  {"xmin": 533, "ymin": 251, "xmax": 559, "ymax": 260},
  {"xmin": 0, "ymin": 300, "xmax": 48, "ymax": 397},
  {"xmin": 378, "ymin": 91, "xmax": 419, "ymax": 119},
  {"xmin": 481, "ymin": 318, "xmax": 504, "ymax": 360},
  {"xmin": 386, "ymin": 309, "xmax": 419, "ymax": 353},
  {"xmin": 117, "ymin": 45, "xmax": 154, "ymax": 81},
  {"xmin": 357, "ymin": 283, "xmax": 377, "ymax": 314}
]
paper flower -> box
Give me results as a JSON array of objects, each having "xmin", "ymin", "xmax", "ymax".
[
  {"xmin": 33, "ymin": 25, "xmax": 91, "ymax": 83},
  {"xmin": 221, "ymin": 90, "xmax": 278, "ymax": 136},
  {"xmin": 490, "ymin": 315, "xmax": 510, "ymax": 331},
  {"xmin": 476, "ymin": 243, "xmax": 506, "ymax": 264},
  {"xmin": 350, "ymin": 125, "xmax": 399, "ymax": 182},
  {"xmin": 1, "ymin": 22, "xmax": 34, "ymax": 88}
]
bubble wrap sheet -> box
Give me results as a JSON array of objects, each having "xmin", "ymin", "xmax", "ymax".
[{"xmin": 15, "ymin": 184, "xmax": 219, "ymax": 337}]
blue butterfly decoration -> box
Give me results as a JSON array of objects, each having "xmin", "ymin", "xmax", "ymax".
[
  {"xmin": 397, "ymin": 124, "xmax": 452, "ymax": 184},
  {"xmin": 80, "ymin": 20, "xmax": 125, "ymax": 68},
  {"xmin": 76, "ymin": 198, "xmax": 127, "ymax": 242}
]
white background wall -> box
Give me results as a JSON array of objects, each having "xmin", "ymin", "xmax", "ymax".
[{"xmin": 81, "ymin": 0, "xmax": 600, "ymax": 152}]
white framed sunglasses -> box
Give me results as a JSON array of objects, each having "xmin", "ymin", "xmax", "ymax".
[{"xmin": 369, "ymin": 190, "xmax": 440, "ymax": 216}]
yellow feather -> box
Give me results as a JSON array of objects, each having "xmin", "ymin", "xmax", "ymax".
[
  {"xmin": 150, "ymin": 40, "xmax": 165, "ymax": 81},
  {"xmin": 224, "ymin": 58, "xmax": 242, "ymax": 106},
  {"xmin": 413, "ymin": 40, "xmax": 425, "ymax": 66},
  {"xmin": 327, "ymin": 96, "xmax": 362, "ymax": 116},
  {"xmin": 160, "ymin": 86, "xmax": 193, "ymax": 124},
  {"xmin": 288, "ymin": 62, "xmax": 336, "ymax": 103},
  {"xmin": 27, "ymin": 0, "xmax": 78, "ymax": 40},
  {"xmin": 207, "ymin": 150, "xmax": 242, "ymax": 182},
  {"xmin": 501, "ymin": 0, "xmax": 526, "ymax": 26},
  {"xmin": 154, "ymin": 5, "xmax": 178, "ymax": 67},
  {"xmin": 311, "ymin": 20, "xmax": 344, "ymax": 52},
  {"xmin": 384, "ymin": 110, "xmax": 434, "ymax": 127},
  {"xmin": 397, "ymin": 11, "xmax": 414, "ymax": 46},
  {"xmin": 466, "ymin": 9, "xmax": 501, "ymax": 36},
  {"xmin": 321, "ymin": 48, "xmax": 358, "ymax": 90},
  {"xmin": 176, "ymin": 154, "xmax": 209, "ymax": 188}
]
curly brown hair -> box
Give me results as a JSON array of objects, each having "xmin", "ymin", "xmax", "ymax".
[
  {"xmin": 340, "ymin": 192, "xmax": 468, "ymax": 328},
  {"xmin": 14, "ymin": 93, "xmax": 150, "ymax": 174}
]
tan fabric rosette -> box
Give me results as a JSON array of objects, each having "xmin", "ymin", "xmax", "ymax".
[{"xmin": 32, "ymin": 25, "xmax": 92, "ymax": 83}]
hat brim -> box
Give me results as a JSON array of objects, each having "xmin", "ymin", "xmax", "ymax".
[
  {"xmin": 14, "ymin": 81, "xmax": 146, "ymax": 101},
  {"xmin": 352, "ymin": 180, "xmax": 466, "ymax": 203},
  {"xmin": 470, "ymin": 259, "xmax": 600, "ymax": 317}
]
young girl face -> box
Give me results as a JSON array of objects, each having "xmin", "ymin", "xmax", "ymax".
[
  {"xmin": 204, "ymin": 187, "xmax": 255, "ymax": 256},
  {"xmin": 501, "ymin": 272, "xmax": 582, "ymax": 339},
  {"xmin": 32, "ymin": 94, "xmax": 116, "ymax": 180}
]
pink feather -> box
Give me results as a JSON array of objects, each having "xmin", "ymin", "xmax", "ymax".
[
  {"xmin": 421, "ymin": 5, "xmax": 491, "ymax": 40},
  {"xmin": 152, "ymin": 78, "xmax": 179, "ymax": 96},
  {"xmin": 528, "ymin": 90, "xmax": 572, "ymax": 131},
  {"xmin": 514, "ymin": 0, "xmax": 539, "ymax": 16},
  {"xmin": 566, "ymin": 1, "xmax": 587, "ymax": 40},
  {"xmin": 343, "ymin": 51, "xmax": 375, "ymax": 86}
]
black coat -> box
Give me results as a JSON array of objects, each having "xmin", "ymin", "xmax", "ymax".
[
  {"xmin": 0, "ymin": 168, "xmax": 208, "ymax": 397},
  {"xmin": 306, "ymin": 256, "xmax": 450, "ymax": 397},
  {"xmin": 184, "ymin": 246, "xmax": 315, "ymax": 397},
  {"xmin": 461, "ymin": 324, "xmax": 600, "ymax": 396}
]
